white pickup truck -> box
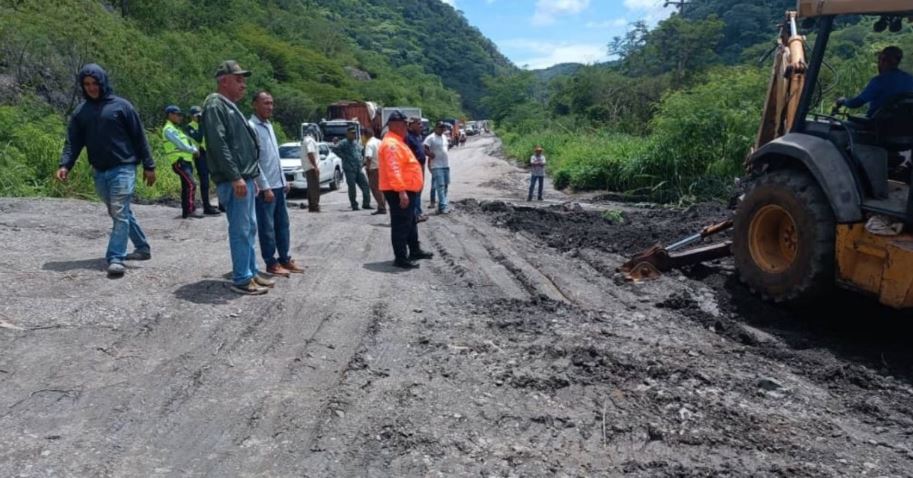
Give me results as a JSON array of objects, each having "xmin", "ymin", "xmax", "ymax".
[{"xmin": 279, "ymin": 141, "xmax": 344, "ymax": 192}]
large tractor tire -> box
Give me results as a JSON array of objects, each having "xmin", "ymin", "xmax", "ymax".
[{"xmin": 732, "ymin": 168, "xmax": 836, "ymax": 303}]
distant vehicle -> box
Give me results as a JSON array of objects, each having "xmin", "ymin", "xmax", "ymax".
[
  {"xmin": 381, "ymin": 107, "xmax": 422, "ymax": 127},
  {"xmin": 326, "ymin": 101, "xmax": 381, "ymax": 136},
  {"xmin": 300, "ymin": 122, "xmax": 322, "ymax": 142},
  {"xmin": 279, "ymin": 141, "xmax": 344, "ymax": 193},
  {"xmin": 320, "ymin": 119, "xmax": 361, "ymax": 144}
]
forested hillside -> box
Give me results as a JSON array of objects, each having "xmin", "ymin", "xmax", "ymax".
[
  {"xmin": 486, "ymin": 0, "xmax": 913, "ymax": 202},
  {"xmin": 0, "ymin": 0, "xmax": 510, "ymax": 199}
]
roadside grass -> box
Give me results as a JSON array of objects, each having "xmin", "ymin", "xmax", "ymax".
[
  {"xmin": 0, "ymin": 104, "xmax": 181, "ymax": 202},
  {"xmin": 498, "ymin": 66, "xmax": 767, "ymax": 204}
]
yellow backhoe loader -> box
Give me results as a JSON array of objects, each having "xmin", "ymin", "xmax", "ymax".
[{"xmin": 622, "ymin": 0, "xmax": 913, "ymax": 308}]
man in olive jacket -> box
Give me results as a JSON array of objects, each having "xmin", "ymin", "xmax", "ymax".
[{"xmin": 201, "ymin": 60, "xmax": 274, "ymax": 295}]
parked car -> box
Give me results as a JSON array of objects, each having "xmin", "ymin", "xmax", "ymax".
[{"xmin": 279, "ymin": 141, "xmax": 344, "ymax": 192}]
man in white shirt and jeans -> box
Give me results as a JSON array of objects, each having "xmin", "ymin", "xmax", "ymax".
[
  {"xmin": 423, "ymin": 121, "xmax": 451, "ymax": 214},
  {"xmin": 301, "ymin": 124, "xmax": 321, "ymax": 212},
  {"xmin": 362, "ymin": 127, "xmax": 386, "ymax": 215},
  {"xmin": 250, "ymin": 91, "xmax": 304, "ymax": 277}
]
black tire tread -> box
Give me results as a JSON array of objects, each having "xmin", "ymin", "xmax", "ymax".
[{"xmin": 733, "ymin": 169, "xmax": 836, "ymax": 303}]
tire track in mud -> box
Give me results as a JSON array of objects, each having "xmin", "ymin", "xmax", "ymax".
[{"xmin": 427, "ymin": 214, "xmax": 571, "ymax": 303}]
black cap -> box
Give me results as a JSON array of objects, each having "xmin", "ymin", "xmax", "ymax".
[
  {"xmin": 164, "ymin": 105, "xmax": 181, "ymax": 115},
  {"xmin": 215, "ymin": 60, "xmax": 251, "ymax": 78},
  {"xmin": 189, "ymin": 106, "xmax": 202, "ymax": 116},
  {"xmin": 386, "ymin": 110, "xmax": 407, "ymax": 125},
  {"xmin": 435, "ymin": 121, "xmax": 446, "ymax": 128}
]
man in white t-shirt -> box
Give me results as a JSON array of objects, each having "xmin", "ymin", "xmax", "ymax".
[
  {"xmin": 362, "ymin": 127, "xmax": 386, "ymax": 214},
  {"xmin": 301, "ymin": 126, "xmax": 321, "ymax": 212},
  {"xmin": 423, "ymin": 121, "xmax": 451, "ymax": 214}
]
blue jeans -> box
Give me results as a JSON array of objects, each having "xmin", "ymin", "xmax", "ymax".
[
  {"xmin": 217, "ymin": 179, "xmax": 259, "ymax": 285},
  {"xmin": 431, "ymin": 167, "xmax": 450, "ymax": 212},
  {"xmin": 92, "ymin": 165, "xmax": 149, "ymax": 264},
  {"xmin": 255, "ymin": 187, "xmax": 291, "ymax": 267},
  {"xmin": 414, "ymin": 164, "xmax": 425, "ymax": 216},
  {"xmin": 529, "ymin": 175, "xmax": 544, "ymax": 200}
]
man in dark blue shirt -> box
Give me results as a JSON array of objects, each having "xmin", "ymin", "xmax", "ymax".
[
  {"xmin": 405, "ymin": 117, "xmax": 428, "ymax": 221},
  {"xmin": 56, "ymin": 64, "xmax": 156, "ymax": 277},
  {"xmin": 838, "ymin": 46, "xmax": 913, "ymax": 117}
]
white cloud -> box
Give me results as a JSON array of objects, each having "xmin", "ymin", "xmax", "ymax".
[
  {"xmin": 531, "ymin": 0, "xmax": 591, "ymax": 26},
  {"xmin": 441, "ymin": 0, "xmax": 457, "ymax": 6},
  {"xmin": 586, "ymin": 18, "xmax": 629, "ymax": 29},
  {"xmin": 504, "ymin": 39, "xmax": 608, "ymax": 69},
  {"xmin": 623, "ymin": 0, "xmax": 674, "ymax": 25}
]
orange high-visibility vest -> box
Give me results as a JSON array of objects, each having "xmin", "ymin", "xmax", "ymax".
[{"xmin": 379, "ymin": 131, "xmax": 423, "ymax": 192}]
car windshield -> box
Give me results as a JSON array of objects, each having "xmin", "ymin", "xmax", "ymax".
[
  {"xmin": 279, "ymin": 145, "xmax": 301, "ymax": 159},
  {"xmin": 323, "ymin": 124, "xmax": 350, "ymax": 142}
]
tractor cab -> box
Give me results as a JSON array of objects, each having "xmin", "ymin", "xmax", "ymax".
[
  {"xmin": 622, "ymin": 2, "xmax": 913, "ymax": 308},
  {"xmin": 737, "ymin": 1, "xmax": 913, "ymax": 308}
]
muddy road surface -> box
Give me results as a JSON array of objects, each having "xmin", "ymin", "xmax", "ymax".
[{"xmin": 2, "ymin": 135, "xmax": 913, "ymax": 477}]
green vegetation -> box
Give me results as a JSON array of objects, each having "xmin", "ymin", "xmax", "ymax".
[
  {"xmin": 0, "ymin": 0, "xmax": 508, "ymax": 200},
  {"xmin": 487, "ymin": 0, "xmax": 913, "ymax": 203},
  {"xmin": 601, "ymin": 209, "xmax": 625, "ymax": 224}
]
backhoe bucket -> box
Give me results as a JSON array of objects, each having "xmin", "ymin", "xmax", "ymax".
[{"xmin": 619, "ymin": 219, "xmax": 734, "ymax": 281}]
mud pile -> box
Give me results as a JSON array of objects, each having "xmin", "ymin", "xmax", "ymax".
[{"xmin": 460, "ymin": 199, "xmax": 732, "ymax": 255}]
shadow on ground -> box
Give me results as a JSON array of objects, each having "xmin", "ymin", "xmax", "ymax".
[
  {"xmin": 174, "ymin": 279, "xmax": 240, "ymax": 305},
  {"xmin": 42, "ymin": 258, "xmax": 105, "ymax": 272},
  {"xmin": 363, "ymin": 261, "xmax": 409, "ymax": 274}
]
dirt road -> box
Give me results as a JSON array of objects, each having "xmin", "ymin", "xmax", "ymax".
[{"xmin": 2, "ymin": 135, "xmax": 913, "ymax": 477}]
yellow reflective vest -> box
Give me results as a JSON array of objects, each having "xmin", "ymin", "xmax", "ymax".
[{"xmin": 162, "ymin": 120, "xmax": 194, "ymax": 163}]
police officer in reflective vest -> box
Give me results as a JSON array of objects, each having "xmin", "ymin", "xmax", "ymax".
[
  {"xmin": 184, "ymin": 105, "xmax": 220, "ymax": 215},
  {"xmin": 162, "ymin": 105, "xmax": 200, "ymax": 218}
]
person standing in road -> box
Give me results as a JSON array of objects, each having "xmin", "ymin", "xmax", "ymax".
[
  {"xmin": 333, "ymin": 126, "xmax": 371, "ymax": 211},
  {"xmin": 529, "ymin": 145, "xmax": 546, "ymax": 201},
  {"xmin": 378, "ymin": 111, "xmax": 434, "ymax": 269},
  {"xmin": 362, "ymin": 127, "xmax": 386, "ymax": 215},
  {"xmin": 184, "ymin": 105, "xmax": 220, "ymax": 215},
  {"xmin": 249, "ymin": 91, "xmax": 305, "ymax": 278},
  {"xmin": 302, "ymin": 125, "xmax": 321, "ymax": 212},
  {"xmin": 405, "ymin": 117, "xmax": 428, "ymax": 221},
  {"xmin": 424, "ymin": 121, "xmax": 451, "ymax": 214},
  {"xmin": 202, "ymin": 60, "xmax": 275, "ymax": 295},
  {"xmin": 162, "ymin": 105, "xmax": 201, "ymax": 219},
  {"xmin": 56, "ymin": 63, "xmax": 156, "ymax": 277}
]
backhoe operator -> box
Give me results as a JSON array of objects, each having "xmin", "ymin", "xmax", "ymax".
[{"xmin": 837, "ymin": 46, "xmax": 913, "ymax": 117}]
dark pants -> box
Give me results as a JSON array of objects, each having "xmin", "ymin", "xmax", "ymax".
[
  {"xmin": 305, "ymin": 168, "xmax": 321, "ymax": 212},
  {"xmin": 194, "ymin": 150, "xmax": 213, "ymax": 209},
  {"xmin": 528, "ymin": 175, "xmax": 544, "ymax": 201},
  {"xmin": 384, "ymin": 191, "xmax": 419, "ymax": 261},
  {"xmin": 344, "ymin": 167, "xmax": 371, "ymax": 209},
  {"xmin": 255, "ymin": 187, "xmax": 291, "ymax": 267},
  {"xmin": 172, "ymin": 159, "xmax": 196, "ymax": 217}
]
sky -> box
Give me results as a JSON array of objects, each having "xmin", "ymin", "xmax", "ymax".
[{"xmin": 440, "ymin": 0, "xmax": 676, "ymax": 70}]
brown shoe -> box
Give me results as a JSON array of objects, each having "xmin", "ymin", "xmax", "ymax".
[
  {"xmin": 253, "ymin": 274, "xmax": 277, "ymax": 288},
  {"xmin": 267, "ymin": 264, "xmax": 291, "ymax": 277},
  {"xmin": 280, "ymin": 260, "xmax": 305, "ymax": 273},
  {"xmin": 231, "ymin": 280, "xmax": 268, "ymax": 295}
]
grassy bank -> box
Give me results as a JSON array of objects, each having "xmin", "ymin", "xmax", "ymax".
[
  {"xmin": 499, "ymin": 67, "xmax": 766, "ymax": 203},
  {"xmin": 1, "ymin": 102, "xmax": 185, "ymax": 202}
]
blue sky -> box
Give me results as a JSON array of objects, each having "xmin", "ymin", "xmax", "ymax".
[{"xmin": 441, "ymin": 0, "xmax": 676, "ymax": 69}]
